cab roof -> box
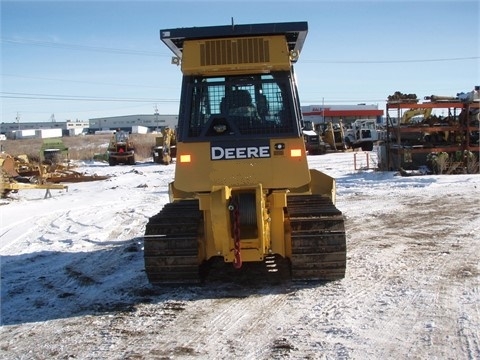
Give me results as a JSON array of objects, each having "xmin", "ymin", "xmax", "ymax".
[{"xmin": 160, "ymin": 21, "xmax": 308, "ymax": 59}]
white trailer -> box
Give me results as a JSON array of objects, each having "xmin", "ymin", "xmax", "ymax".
[
  {"xmin": 13, "ymin": 129, "xmax": 37, "ymax": 139},
  {"xmin": 35, "ymin": 128, "xmax": 63, "ymax": 139},
  {"xmin": 132, "ymin": 125, "xmax": 148, "ymax": 134}
]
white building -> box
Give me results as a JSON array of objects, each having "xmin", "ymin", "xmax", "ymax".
[
  {"xmin": 88, "ymin": 114, "xmax": 178, "ymax": 133},
  {"xmin": 66, "ymin": 120, "xmax": 90, "ymax": 135},
  {"xmin": 1, "ymin": 120, "xmax": 90, "ymax": 139},
  {"xmin": 1, "ymin": 120, "xmax": 66, "ymax": 134}
]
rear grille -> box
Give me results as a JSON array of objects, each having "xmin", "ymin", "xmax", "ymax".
[{"xmin": 200, "ymin": 38, "xmax": 270, "ymax": 66}]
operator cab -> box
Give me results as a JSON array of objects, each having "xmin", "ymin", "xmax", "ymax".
[
  {"xmin": 161, "ymin": 22, "xmax": 308, "ymax": 143},
  {"xmin": 180, "ymin": 73, "xmax": 301, "ymax": 140}
]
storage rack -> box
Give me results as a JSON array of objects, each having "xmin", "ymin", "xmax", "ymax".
[{"xmin": 385, "ymin": 100, "xmax": 479, "ymax": 172}]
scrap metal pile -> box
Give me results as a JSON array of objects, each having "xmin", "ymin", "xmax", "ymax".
[{"xmin": 0, "ymin": 152, "xmax": 109, "ymax": 198}]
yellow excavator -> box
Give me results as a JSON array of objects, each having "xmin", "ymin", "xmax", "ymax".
[
  {"xmin": 401, "ymin": 108, "xmax": 433, "ymax": 124},
  {"xmin": 144, "ymin": 22, "xmax": 346, "ymax": 284},
  {"xmin": 152, "ymin": 127, "xmax": 177, "ymax": 164}
]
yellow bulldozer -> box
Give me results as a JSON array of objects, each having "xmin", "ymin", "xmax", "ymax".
[
  {"xmin": 144, "ymin": 22, "xmax": 347, "ymax": 284},
  {"xmin": 323, "ymin": 120, "xmax": 347, "ymax": 151}
]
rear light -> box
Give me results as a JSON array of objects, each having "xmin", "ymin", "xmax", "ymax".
[
  {"xmin": 179, "ymin": 154, "xmax": 191, "ymax": 163},
  {"xmin": 290, "ymin": 149, "xmax": 302, "ymax": 157}
]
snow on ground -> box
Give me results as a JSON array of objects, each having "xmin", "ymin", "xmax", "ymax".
[{"xmin": 1, "ymin": 151, "xmax": 479, "ymax": 359}]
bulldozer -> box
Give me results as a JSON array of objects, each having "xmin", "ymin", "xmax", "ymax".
[
  {"xmin": 323, "ymin": 121, "xmax": 347, "ymax": 151},
  {"xmin": 144, "ymin": 22, "xmax": 346, "ymax": 284}
]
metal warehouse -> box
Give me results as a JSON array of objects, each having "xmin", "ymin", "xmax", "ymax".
[{"xmin": 88, "ymin": 114, "xmax": 178, "ymax": 133}]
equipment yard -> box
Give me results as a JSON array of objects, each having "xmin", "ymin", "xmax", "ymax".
[{"xmin": 1, "ymin": 152, "xmax": 479, "ymax": 359}]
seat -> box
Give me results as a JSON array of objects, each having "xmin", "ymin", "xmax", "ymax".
[
  {"xmin": 221, "ymin": 90, "xmax": 252, "ymax": 115},
  {"xmin": 221, "ymin": 90, "xmax": 263, "ymax": 132}
]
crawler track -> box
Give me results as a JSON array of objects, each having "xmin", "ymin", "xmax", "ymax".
[
  {"xmin": 144, "ymin": 200, "xmax": 202, "ymax": 284},
  {"xmin": 287, "ymin": 195, "xmax": 347, "ymax": 281},
  {"xmin": 144, "ymin": 195, "xmax": 346, "ymax": 284}
]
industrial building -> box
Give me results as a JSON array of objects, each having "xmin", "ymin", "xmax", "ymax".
[
  {"xmin": 301, "ymin": 104, "xmax": 383, "ymax": 126},
  {"xmin": 88, "ymin": 114, "xmax": 178, "ymax": 133},
  {"xmin": 1, "ymin": 120, "xmax": 90, "ymax": 139},
  {"xmin": 0, "ymin": 115, "xmax": 178, "ymax": 139}
]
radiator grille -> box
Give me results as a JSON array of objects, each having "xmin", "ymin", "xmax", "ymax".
[{"xmin": 200, "ymin": 38, "xmax": 270, "ymax": 66}]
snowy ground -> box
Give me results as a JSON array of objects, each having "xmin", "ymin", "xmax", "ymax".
[{"xmin": 1, "ymin": 151, "xmax": 479, "ymax": 359}]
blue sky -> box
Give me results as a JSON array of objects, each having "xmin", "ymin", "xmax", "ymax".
[{"xmin": 1, "ymin": 0, "xmax": 479, "ymax": 122}]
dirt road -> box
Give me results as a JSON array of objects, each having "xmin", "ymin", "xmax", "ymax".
[{"xmin": 1, "ymin": 157, "xmax": 479, "ymax": 359}]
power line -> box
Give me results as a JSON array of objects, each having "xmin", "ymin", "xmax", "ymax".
[
  {"xmin": 303, "ymin": 56, "xmax": 479, "ymax": 64},
  {"xmin": 1, "ymin": 37, "xmax": 168, "ymax": 57},
  {"xmin": 0, "ymin": 92, "xmax": 178, "ymax": 103},
  {"xmin": 1, "ymin": 73, "xmax": 178, "ymax": 90}
]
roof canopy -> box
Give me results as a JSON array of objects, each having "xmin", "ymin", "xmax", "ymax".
[{"xmin": 160, "ymin": 21, "xmax": 308, "ymax": 59}]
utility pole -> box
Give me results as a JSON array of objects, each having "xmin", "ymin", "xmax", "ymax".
[
  {"xmin": 322, "ymin": 97, "xmax": 325, "ymax": 126},
  {"xmin": 154, "ymin": 104, "xmax": 160, "ymax": 132}
]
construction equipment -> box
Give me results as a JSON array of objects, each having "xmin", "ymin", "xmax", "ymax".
[
  {"xmin": 152, "ymin": 127, "xmax": 177, "ymax": 164},
  {"xmin": 40, "ymin": 138, "xmax": 69, "ymax": 163},
  {"xmin": 144, "ymin": 22, "xmax": 346, "ymax": 284},
  {"xmin": 345, "ymin": 119, "xmax": 386, "ymax": 151},
  {"xmin": 0, "ymin": 153, "xmax": 68, "ymax": 198},
  {"xmin": 400, "ymin": 108, "xmax": 433, "ymax": 124},
  {"xmin": 323, "ymin": 121, "xmax": 346, "ymax": 151},
  {"xmin": 386, "ymin": 91, "xmax": 479, "ymax": 172},
  {"xmin": 13, "ymin": 153, "xmax": 110, "ymax": 184},
  {"xmin": 302, "ymin": 120, "xmax": 327, "ymax": 155},
  {"xmin": 107, "ymin": 131, "xmax": 135, "ymax": 166}
]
